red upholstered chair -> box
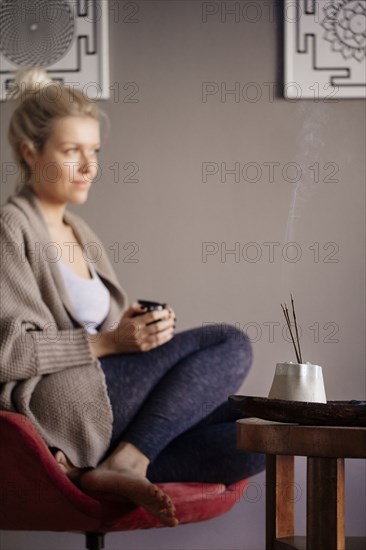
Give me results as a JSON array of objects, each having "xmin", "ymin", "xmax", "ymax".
[{"xmin": 0, "ymin": 411, "xmax": 250, "ymax": 550}]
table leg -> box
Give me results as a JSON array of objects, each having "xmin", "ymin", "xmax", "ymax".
[
  {"xmin": 266, "ymin": 454, "xmax": 295, "ymax": 549},
  {"xmin": 307, "ymin": 457, "xmax": 345, "ymax": 550}
]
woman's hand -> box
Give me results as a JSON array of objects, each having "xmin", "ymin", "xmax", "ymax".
[
  {"xmin": 89, "ymin": 303, "xmax": 176, "ymax": 358},
  {"xmin": 112, "ymin": 302, "xmax": 176, "ymax": 354}
]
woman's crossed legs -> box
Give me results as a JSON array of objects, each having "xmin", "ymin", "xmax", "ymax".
[{"xmin": 55, "ymin": 324, "xmax": 263, "ymax": 525}]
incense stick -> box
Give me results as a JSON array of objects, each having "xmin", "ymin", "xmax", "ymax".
[
  {"xmin": 291, "ymin": 293, "xmax": 302, "ymax": 363},
  {"xmin": 281, "ymin": 300, "xmax": 301, "ymax": 363}
]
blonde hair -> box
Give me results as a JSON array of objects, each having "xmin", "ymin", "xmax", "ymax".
[{"xmin": 8, "ymin": 67, "xmax": 102, "ymax": 193}]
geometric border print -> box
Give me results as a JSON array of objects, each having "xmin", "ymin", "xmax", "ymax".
[
  {"xmin": 0, "ymin": 0, "xmax": 109, "ymax": 100},
  {"xmin": 284, "ymin": 0, "xmax": 366, "ymax": 98}
]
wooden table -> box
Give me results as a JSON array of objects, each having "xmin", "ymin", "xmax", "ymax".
[{"xmin": 236, "ymin": 419, "xmax": 366, "ymax": 550}]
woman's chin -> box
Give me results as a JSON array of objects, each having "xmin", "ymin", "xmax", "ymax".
[{"xmin": 70, "ymin": 190, "xmax": 90, "ymax": 203}]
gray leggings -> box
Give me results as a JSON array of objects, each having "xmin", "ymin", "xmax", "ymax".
[{"xmin": 100, "ymin": 324, "xmax": 265, "ymax": 485}]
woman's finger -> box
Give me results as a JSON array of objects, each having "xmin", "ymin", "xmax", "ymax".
[
  {"xmin": 137, "ymin": 325, "xmax": 175, "ymax": 352},
  {"xmin": 166, "ymin": 305, "xmax": 176, "ymax": 321},
  {"xmin": 123, "ymin": 302, "xmax": 147, "ymax": 318},
  {"xmin": 139, "ymin": 308, "xmax": 170, "ymax": 325},
  {"xmin": 144, "ymin": 317, "xmax": 175, "ymax": 335},
  {"xmin": 149, "ymin": 329, "xmax": 175, "ymax": 350}
]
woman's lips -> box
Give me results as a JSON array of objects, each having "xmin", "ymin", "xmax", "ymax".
[{"xmin": 73, "ymin": 181, "xmax": 89, "ymax": 187}]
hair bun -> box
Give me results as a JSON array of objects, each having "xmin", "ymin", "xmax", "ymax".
[{"xmin": 7, "ymin": 67, "xmax": 53, "ymax": 101}]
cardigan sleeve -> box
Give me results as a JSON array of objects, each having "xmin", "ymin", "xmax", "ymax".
[{"xmin": 0, "ymin": 216, "xmax": 96, "ymax": 384}]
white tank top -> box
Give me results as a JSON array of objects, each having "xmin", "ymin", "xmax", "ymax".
[{"xmin": 58, "ymin": 259, "xmax": 110, "ymax": 334}]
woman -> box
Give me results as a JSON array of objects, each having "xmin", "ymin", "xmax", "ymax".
[{"xmin": 0, "ymin": 68, "xmax": 264, "ymax": 527}]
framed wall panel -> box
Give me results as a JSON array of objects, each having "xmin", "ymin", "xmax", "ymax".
[
  {"xmin": 284, "ymin": 0, "xmax": 366, "ymax": 98},
  {"xmin": 0, "ymin": 0, "xmax": 110, "ymax": 100}
]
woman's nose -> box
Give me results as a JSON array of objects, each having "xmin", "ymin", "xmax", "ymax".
[
  {"xmin": 80, "ymin": 151, "xmax": 90, "ymax": 167},
  {"xmin": 79, "ymin": 152, "xmax": 96, "ymax": 177}
]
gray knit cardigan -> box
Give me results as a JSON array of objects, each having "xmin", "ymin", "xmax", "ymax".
[{"xmin": 0, "ymin": 185, "xmax": 128, "ymax": 467}]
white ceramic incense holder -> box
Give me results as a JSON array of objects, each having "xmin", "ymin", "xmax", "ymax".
[{"xmin": 268, "ymin": 362, "xmax": 327, "ymax": 403}]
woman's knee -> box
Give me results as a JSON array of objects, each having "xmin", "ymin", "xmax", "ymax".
[
  {"xmin": 221, "ymin": 323, "xmax": 253, "ymax": 377},
  {"xmin": 177, "ymin": 323, "xmax": 253, "ymax": 378},
  {"xmin": 222, "ymin": 323, "xmax": 252, "ymax": 352}
]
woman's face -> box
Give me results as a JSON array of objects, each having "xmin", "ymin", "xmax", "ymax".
[{"xmin": 24, "ymin": 116, "xmax": 101, "ymax": 207}]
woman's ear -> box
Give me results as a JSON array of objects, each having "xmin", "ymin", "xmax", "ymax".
[{"xmin": 21, "ymin": 141, "xmax": 37, "ymax": 169}]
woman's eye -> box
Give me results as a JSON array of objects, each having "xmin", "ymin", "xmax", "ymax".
[{"xmin": 66, "ymin": 148, "xmax": 77, "ymax": 154}]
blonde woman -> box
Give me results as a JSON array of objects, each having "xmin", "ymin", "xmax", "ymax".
[{"xmin": 0, "ymin": 68, "xmax": 264, "ymax": 527}]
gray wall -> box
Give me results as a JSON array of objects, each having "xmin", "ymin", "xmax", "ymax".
[{"xmin": 1, "ymin": 1, "xmax": 365, "ymax": 549}]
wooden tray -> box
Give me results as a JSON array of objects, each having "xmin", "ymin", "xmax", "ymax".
[{"xmin": 228, "ymin": 395, "xmax": 366, "ymax": 426}]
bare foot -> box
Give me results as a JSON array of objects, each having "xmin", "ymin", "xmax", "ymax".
[
  {"xmin": 53, "ymin": 450, "xmax": 83, "ymax": 484},
  {"xmin": 79, "ymin": 466, "xmax": 178, "ymax": 527},
  {"xmin": 52, "ymin": 445, "xmax": 178, "ymax": 528}
]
